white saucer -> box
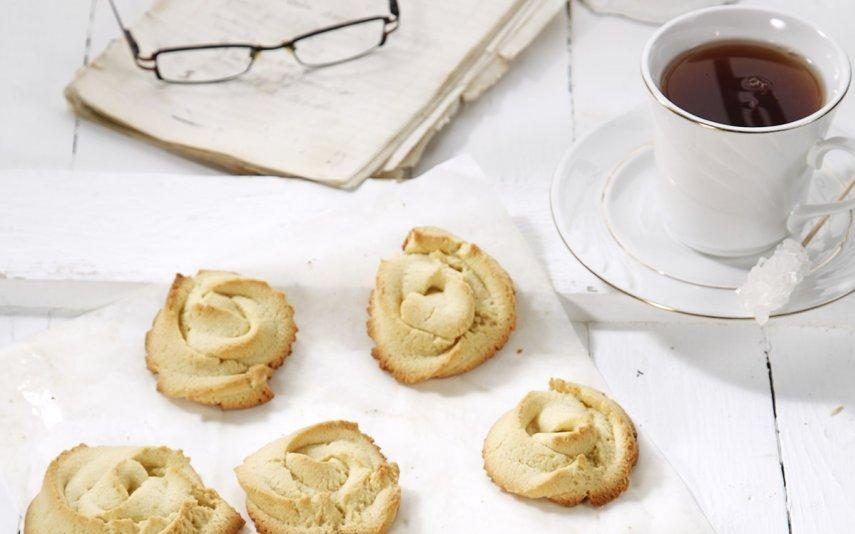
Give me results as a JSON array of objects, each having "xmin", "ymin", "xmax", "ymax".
[{"xmin": 550, "ymin": 106, "xmax": 855, "ymax": 319}]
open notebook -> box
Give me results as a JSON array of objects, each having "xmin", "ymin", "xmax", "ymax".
[{"xmin": 66, "ymin": 0, "xmax": 564, "ymax": 188}]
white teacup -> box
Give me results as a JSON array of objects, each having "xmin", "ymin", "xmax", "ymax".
[{"xmin": 642, "ymin": 6, "xmax": 855, "ymax": 257}]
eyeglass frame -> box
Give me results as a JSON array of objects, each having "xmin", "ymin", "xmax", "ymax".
[{"xmin": 107, "ymin": 0, "xmax": 400, "ymax": 83}]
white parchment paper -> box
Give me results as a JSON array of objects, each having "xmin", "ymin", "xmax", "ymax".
[{"xmin": 0, "ymin": 158, "xmax": 713, "ymax": 533}]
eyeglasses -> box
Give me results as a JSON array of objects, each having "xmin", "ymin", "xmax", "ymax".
[{"xmin": 108, "ymin": 0, "xmax": 400, "ymax": 84}]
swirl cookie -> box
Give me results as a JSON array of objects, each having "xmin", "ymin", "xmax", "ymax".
[
  {"xmin": 483, "ymin": 378, "xmax": 638, "ymax": 507},
  {"xmin": 235, "ymin": 421, "xmax": 400, "ymax": 534},
  {"xmin": 146, "ymin": 270, "xmax": 297, "ymax": 409},
  {"xmin": 367, "ymin": 227, "xmax": 516, "ymax": 383},
  {"xmin": 25, "ymin": 444, "xmax": 243, "ymax": 534}
]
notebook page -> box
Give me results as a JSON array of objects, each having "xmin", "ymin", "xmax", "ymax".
[
  {"xmin": 67, "ymin": 0, "xmax": 528, "ymax": 187},
  {"xmin": 380, "ymin": 0, "xmax": 565, "ymax": 174}
]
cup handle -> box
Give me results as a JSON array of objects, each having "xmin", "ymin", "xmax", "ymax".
[{"xmin": 787, "ymin": 136, "xmax": 855, "ymax": 234}]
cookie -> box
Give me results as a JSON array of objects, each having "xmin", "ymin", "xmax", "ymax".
[
  {"xmin": 25, "ymin": 444, "xmax": 243, "ymax": 533},
  {"xmin": 483, "ymin": 378, "xmax": 638, "ymax": 506},
  {"xmin": 235, "ymin": 421, "xmax": 400, "ymax": 533},
  {"xmin": 145, "ymin": 270, "xmax": 297, "ymax": 409},
  {"xmin": 367, "ymin": 227, "xmax": 516, "ymax": 383}
]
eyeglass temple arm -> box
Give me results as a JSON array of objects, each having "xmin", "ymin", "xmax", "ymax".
[
  {"xmin": 386, "ymin": 0, "xmax": 400, "ymax": 31},
  {"xmin": 107, "ymin": 0, "xmax": 148, "ymax": 62}
]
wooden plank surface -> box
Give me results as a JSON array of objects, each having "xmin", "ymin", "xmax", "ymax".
[
  {"xmin": 767, "ymin": 325, "xmax": 855, "ymax": 534},
  {"xmin": 0, "ymin": 0, "xmax": 92, "ymax": 168},
  {"xmin": 589, "ymin": 323, "xmax": 788, "ymax": 534}
]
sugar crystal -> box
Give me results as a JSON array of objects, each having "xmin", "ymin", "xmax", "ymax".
[{"xmin": 736, "ymin": 239, "xmax": 810, "ymax": 324}]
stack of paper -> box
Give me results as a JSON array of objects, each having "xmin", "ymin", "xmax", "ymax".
[{"xmin": 66, "ymin": 0, "xmax": 564, "ymax": 188}]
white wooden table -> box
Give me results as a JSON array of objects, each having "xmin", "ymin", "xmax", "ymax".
[{"xmin": 2, "ymin": 1, "xmax": 854, "ymax": 532}]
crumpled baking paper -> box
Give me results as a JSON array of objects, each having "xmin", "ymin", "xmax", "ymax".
[{"xmin": 0, "ymin": 157, "xmax": 712, "ymax": 532}]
